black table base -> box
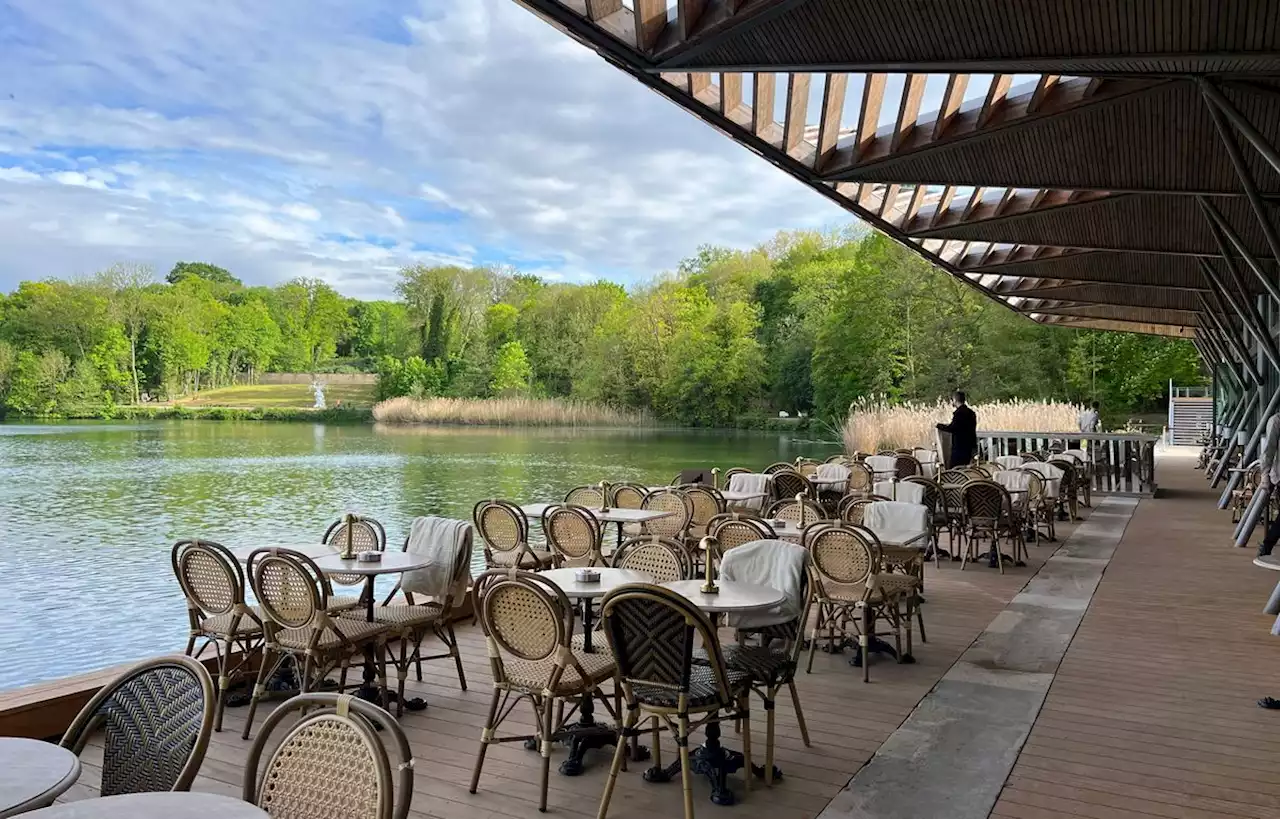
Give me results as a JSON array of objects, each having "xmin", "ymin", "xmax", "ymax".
[{"xmin": 642, "ymin": 720, "xmax": 765, "ymax": 805}]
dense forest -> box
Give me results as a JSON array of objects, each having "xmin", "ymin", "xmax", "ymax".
[{"xmin": 0, "ymin": 229, "xmax": 1202, "ymax": 423}]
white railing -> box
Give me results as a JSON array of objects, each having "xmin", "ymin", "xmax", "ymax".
[{"xmin": 976, "ymin": 431, "xmax": 1159, "ymax": 496}]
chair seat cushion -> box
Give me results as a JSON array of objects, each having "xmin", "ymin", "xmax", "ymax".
[
  {"xmin": 327, "ymin": 595, "xmax": 363, "ymax": 613},
  {"xmin": 501, "ymin": 648, "xmax": 616, "ymax": 696},
  {"xmin": 633, "ymin": 663, "xmax": 747, "ymax": 708},
  {"xmin": 374, "ymin": 602, "xmax": 444, "ymax": 628},
  {"xmin": 723, "ymin": 645, "xmax": 791, "ymax": 682},
  {"xmin": 275, "ymin": 619, "xmax": 388, "ymax": 651},
  {"xmin": 200, "ymin": 611, "xmax": 263, "ymax": 637},
  {"xmin": 487, "ymin": 549, "xmax": 556, "ymax": 569}
]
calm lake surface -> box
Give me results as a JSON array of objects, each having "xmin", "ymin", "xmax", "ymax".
[{"xmin": 0, "ymin": 420, "xmax": 837, "ymax": 691}]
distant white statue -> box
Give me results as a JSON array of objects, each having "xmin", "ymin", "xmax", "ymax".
[
  {"xmin": 778, "ymin": 411, "xmax": 790, "ymax": 418},
  {"xmin": 310, "ymin": 380, "xmax": 326, "ymax": 409}
]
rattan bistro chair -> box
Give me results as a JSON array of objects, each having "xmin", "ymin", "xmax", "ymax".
[
  {"xmin": 1019, "ymin": 469, "xmax": 1056, "ymax": 545},
  {"xmin": 470, "ymin": 570, "xmax": 618, "ymax": 813},
  {"xmin": 611, "ymin": 536, "xmax": 693, "ymax": 582},
  {"xmin": 611, "ymin": 483, "xmax": 648, "ymax": 510},
  {"xmin": 706, "ymin": 512, "xmax": 776, "ymax": 552},
  {"xmin": 566, "ymin": 484, "xmax": 608, "ymax": 507},
  {"xmin": 960, "ymin": 481, "xmax": 1025, "ymax": 574},
  {"xmin": 60, "ymin": 655, "xmax": 215, "ymax": 796},
  {"xmin": 597, "ymin": 584, "xmax": 752, "ymax": 819},
  {"xmin": 322, "ymin": 517, "xmax": 385, "ymax": 613},
  {"xmin": 762, "ymin": 462, "xmax": 796, "ymax": 475},
  {"xmin": 682, "ymin": 484, "xmax": 726, "ymax": 540},
  {"xmin": 473, "ymin": 499, "xmax": 555, "ymax": 570},
  {"xmin": 768, "ymin": 495, "xmax": 826, "ymax": 527},
  {"xmin": 641, "ymin": 488, "xmax": 693, "ymax": 541},
  {"xmin": 770, "ymin": 470, "xmax": 813, "ymax": 502},
  {"xmin": 242, "ymin": 549, "xmax": 390, "ymax": 740},
  {"xmin": 543, "ymin": 504, "xmax": 605, "ymax": 568},
  {"xmin": 171, "ymin": 539, "xmax": 264, "ymax": 732},
  {"xmin": 244, "ymin": 693, "xmax": 413, "ymax": 819},
  {"xmin": 804, "ymin": 524, "xmax": 912, "ymax": 682}
]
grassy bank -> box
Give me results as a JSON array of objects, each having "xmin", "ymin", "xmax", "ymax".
[
  {"xmin": 174, "ymin": 383, "xmax": 376, "ymax": 408},
  {"xmin": 112, "ymin": 405, "xmax": 371, "ymax": 422},
  {"xmin": 372, "ymin": 396, "xmax": 650, "ymax": 427}
]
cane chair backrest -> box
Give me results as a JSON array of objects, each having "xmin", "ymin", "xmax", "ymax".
[
  {"xmin": 771, "ymin": 470, "xmax": 813, "ymax": 501},
  {"xmin": 611, "ymin": 536, "xmax": 693, "ymax": 582},
  {"xmin": 244, "ymin": 693, "xmax": 413, "ymax": 819},
  {"xmin": 806, "ymin": 524, "xmax": 880, "ymax": 599},
  {"xmin": 323, "ymin": 517, "xmax": 386, "ymax": 587},
  {"xmin": 961, "ymin": 466, "xmax": 990, "ymax": 480},
  {"xmin": 1048, "ymin": 458, "xmax": 1078, "ymax": 492},
  {"xmin": 962, "ymin": 480, "xmax": 1013, "ymax": 526},
  {"xmin": 796, "ymin": 459, "xmax": 820, "ymax": 477},
  {"xmin": 61, "ymin": 655, "xmax": 215, "ymax": 797},
  {"xmin": 824, "ymin": 454, "xmax": 851, "ymax": 464},
  {"xmin": 836, "ymin": 493, "xmax": 892, "ymax": 522},
  {"xmin": 722, "ymin": 467, "xmax": 751, "ymax": 484},
  {"xmin": 894, "ymin": 455, "xmax": 922, "ymax": 479},
  {"xmin": 902, "ymin": 477, "xmax": 943, "ymax": 522},
  {"xmin": 611, "ymin": 483, "xmax": 648, "ymax": 509},
  {"xmin": 847, "ymin": 462, "xmax": 875, "ymax": 495},
  {"xmin": 248, "ymin": 548, "xmax": 329, "ymax": 631},
  {"xmin": 768, "ymin": 495, "xmax": 825, "ymax": 527},
  {"xmin": 706, "ymin": 512, "xmax": 777, "ymax": 552},
  {"xmin": 682, "ymin": 485, "xmax": 726, "ymax": 528},
  {"xmin": 1022, "ymin": 469, "xmax": 1048, "ymax": 507},
  {"xmin": 542, "ymin": 504, "xmax": 603, "ymax": 567},
  {"xmin": 171, "ymin": 539, "xmax": 251, "ymax": 621},
  {"xmin": 641, "ymin": 489, "xmax": 693, "ymax": 538},
  {"xmin": 472, "ymin": 500, "xmax": 530, "ymax": 558},
  {"xmin": 600, "ymin": 584, "xmax": 735, "ymax": 711},
  {"xmin": 762, "ymin": 462, "xmax": 796, "ymax": 476},
  {"xmin": 474, "ymin": 570, "xmax": 575, "ymax": 692},
  {"xmin": 1021, "ymin": 451, "xmax": 1046, "ymax": 462},
  {"xmin": 565, "ymin": 485, "xmax": 608, "ymax": 507}
]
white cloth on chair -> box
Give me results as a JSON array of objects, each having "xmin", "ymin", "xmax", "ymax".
[
  {"xmin": 866, "ymin": 455, "xmax": 897, "ymax": 477},
  {"xmin": 727, "ymin": 473, "xmax": 772, "ymax": 511},
  {"xmin": 995, "ymin": 455, "xmax": 1023, "ymax": 471},
  {"xmin": 1018, "ymin": 462, "xmax": 1063, "ymax": 498},
  {"xmin": 1062, "ymin": 448, "xmax": 1087, "ymax": 463},
  {"xmin": 401, "ymin": 516, "xmax": 473, "ymax": 602},
  {"xmin": 720, "ymin": 539, "xmax": 808, "ymax": 630},
  {"xmin": 872, "ymin": 480, "xmax": 924, "ymax": 505},
  {"xmin": 863, "ymin": 501, "xmax": 929, "ymax": 547},
  {"xmin": 813, "ymin": 463, "xmax": 851, "ymax": 489}
]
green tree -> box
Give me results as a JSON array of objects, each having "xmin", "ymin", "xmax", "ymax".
[
  {"xmin": 270, "ymin": 278, "xmax": 350, "ymax": 372},
  {"xmin": 166, "ymin": 261, "xmax": 242, "ymax": 287},
  {"xmin": 490, "ymin": 341, "xmax": 533, "ymax": 396}
]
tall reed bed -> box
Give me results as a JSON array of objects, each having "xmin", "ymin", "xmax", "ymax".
[
  {"xmin": 841, "ymin": 396, "xmax": 1082, "ymax": 454},
  {"xmin": 371, "ymin": 396, "xmax": 651, "ymax": 427}
]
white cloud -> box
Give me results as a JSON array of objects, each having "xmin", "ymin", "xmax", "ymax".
[{"xmin": 0, "ymin": 0, "xmax": 848, "ymax": 296}]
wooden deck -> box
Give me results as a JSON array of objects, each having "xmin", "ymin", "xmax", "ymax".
[
  {"xmin": 992, "ymin": 456, "xmax": 1280, "ymax": 819},
  {"xmin": 22, "ymin": 455, "xmax": 1280, "ymax": 819}
]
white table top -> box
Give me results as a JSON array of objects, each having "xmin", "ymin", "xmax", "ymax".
[
  {"xmin": 1254, "ymin": 555, "xmax": 1280, "ymax": 571},
  {"xmin": 521, "ymin": 503, "xmax": 672, "ymax": 524},
  {"xmin": 0, "ymin": 738, "xmax": 80, "ymax": 818},
  {"xmin": 538, "ymin": 567, "xmax": 653, "ymax": 598},
  {"xmin": 230, "ymin": 543, "xmax": 334, "ymax": 562},
  {"xmin": 310, "ymin": 550, "xmax": 432, "ymax": 576},
  {"xmin": 661, "ymin": 580, "xmax": 786, "ymax": 613},
  {"xmin": 26, "ymin": 793, "xmax": 268, "ymax": 818}
]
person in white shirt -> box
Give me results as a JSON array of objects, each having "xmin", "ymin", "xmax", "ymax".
[
  {"xmin": 1078, "ymin": 402, "xmax": 1100, "ymax": 433},
  {"xmin": 1257, "ymin": 412, "xmax": 1280, "ymax": 556}
]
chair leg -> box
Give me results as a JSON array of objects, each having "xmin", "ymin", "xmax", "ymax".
[
  {"xmin": 539, "ymin": 696, "xmax": 553, "ymax": 813},
  {"xmin": 903, "ymin": 598, "xmax": 914, "ymax": 659},
  {"xmin": 446, "ymin": 622, "xmax": 467, "ymax": 690},
  {"xmin": 597, "ymin": 705, "xmax": 636, "ymax": 819},
  {"xmin": 787, "ymin": 681, "xmax": 810, "ymax": 747},
  {"xmin": 678, "ymin": 715, "xmax": 695, "ymax": 819},
  {"xmin": 915, "ymin": 592, "xmax": 927, "ymax": 643},
  {"xmin": 395, "ymin": 639, "xmax": 409, "ymax": 719},
  {"xmin": 242, "ymin": 647, "xmax": 277, "ymax": 741},
  {"xmin": 738, "ymin": 701, "xmax": 753, "ymax": 794},
  {"xmin": 764, "ymin": 694, "xmax": 776, "ymax": 787},
  {"xmin": 860, "ymin": 606, "xmax": 871, "ymax": 683},
  {"xmin": 805, "ymin": 606, "xmax": 823, "ymax": 674},
  {"xmin": 470, "ymin": 687, "xmax": 502, "ymax": 795},
  {"xmin": 650, "ymin": 715, "xmax": 663, "ymax": 770}
]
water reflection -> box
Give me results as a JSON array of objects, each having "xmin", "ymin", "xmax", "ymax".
[{"xmin": 0, "ymin": 420, "xmax": 837, "ymax": 690}]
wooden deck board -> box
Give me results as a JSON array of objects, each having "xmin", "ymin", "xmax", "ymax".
[{"xmin": 990, "ymin": 455, "xmax": 1280, "ymax": 819}]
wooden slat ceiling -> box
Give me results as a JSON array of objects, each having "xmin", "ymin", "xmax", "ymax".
[{"xmin": 515, "ymin": 0, "xmax": 1280, "ymax": 337}]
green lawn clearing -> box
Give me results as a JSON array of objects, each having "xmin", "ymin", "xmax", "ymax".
[{"xmin": 174, "ymin": 383, "xmax": 377, "ymax": 408}]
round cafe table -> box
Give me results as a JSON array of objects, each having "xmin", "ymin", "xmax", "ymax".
[
  {"xmin": 649, "ymin": 579, "xmax": 786, "ymax": 806},
  {"xmin": 0, "ymin": 738, "xmax": 80, "ymax": 818},
  {"xmin": 25, "ymin": 793, "xmax": 267, "ymax": 818},
  {"xmin": 538, "ymin": 567, "xmax": 653, "ymax": 776},
  {"xmin": 1253, "ymin": 555, "xmax": 1280, "ymax": 710}
]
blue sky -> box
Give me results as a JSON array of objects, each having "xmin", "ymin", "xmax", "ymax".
[{"xmin": 0, "ymin": 1, "xmax": 847, "ymax": 298}]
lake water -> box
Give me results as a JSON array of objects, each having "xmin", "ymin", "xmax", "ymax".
[{"xmin": 0, "ymin": 420, "xmax": 837, "ymax": 691}]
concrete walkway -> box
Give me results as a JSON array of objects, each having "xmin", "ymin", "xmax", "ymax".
[{"xmin": 820, "ymin": 497, "xmax": 1137, "ymax": 819}]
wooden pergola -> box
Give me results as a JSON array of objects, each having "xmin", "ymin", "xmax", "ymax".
[{"xmin": 512, "ymin": 0, "xmax": 1280, "ymax": 349}]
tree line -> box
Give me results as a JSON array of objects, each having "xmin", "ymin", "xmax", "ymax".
[{"xmin": 0, "ymin": 229, "xmax": 1202, "ymax": 422}]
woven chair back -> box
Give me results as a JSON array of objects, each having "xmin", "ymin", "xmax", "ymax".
[
  {"xmin": 476, "ymin": 570, "xmax": 569, "ymax": 664},
  {"xmin": 472, "ymin": 500, "xmax": 529, "ymax": 556},
  {"xmin": 937, "ymin": 468, "xmax": 969, "ymax": 485},
  {"xmin": 245, "ymin": 693, "xmax": 412, "ymax": 819},
  {"xmin": 762, "ymin": 462, "xmax": 796, "ymax": 475},
  {"xmin": 722, "ymin": 467, "xmax": 751, "ymax": 484},
  {"xmin": 1048, "ymin": 459, "xmax": 1078, "ymax": 490},
  {"xmin": 543, "ymin": 504, "xmax": 601, "ymax": 565},
  {"xmin": 323, "ymin": 517, "xmax": 386, "ymax": 587},
  {"xmin": 61, "ymin": 655, "xmax": 214, "ymax": 797},
  {"xmin": 840, "ymin": 498, "xmax": 873, "ymax": 526},
  {"xmin": 682, "ymin": 485, "xmax": 725, "ymax": 526},
  {"xmin": 962, "ymin": 480, "xmax": 1010, "ymax": 524},
  {"xmin": 1021, "ymin": 452, "xmax": 1045, "ymax": 462},
  {"xmin": 600, "ymin": 584, "xmax": 734, "ymax": 708},
  {"xmin": 901, "ymin": 477, "xmax": 940, "ymax": 514},
  {"xmin": 612, "ymin": 536, "xmax": 692, "ymax": 582},
  {"xmin": 847, "ymin": 462, "xmax": 874, "ymax": 494},
  {"xmin": 771, "ymin": 470, "xmax": 813, "ymax": 501},
  {"xmin": 796, "ymin": 460, "xmax": 820, "ymax": 477},
  {"xmin": 611, "ymin": 483, "xmax": 648, "ymax": 509},
  {"xmin": 641, "ymin": 489, "xmax": 692, "ymax": 538},
  {"xmin": 706, "ymin": 512, "xmax": 776, "ymax": 552},
  {"xmin": 248, "ymin": 549, "xmax": 328, "ymax": 630},
  {"xmin": 565, "ymin": 485, "xmax": 607, "ymax": 507},
  {"xmin": 807, "ymin": 524, "xmax": 878, "ymax": 588},
  {"xmin": 894, "ymin": 455, "xmax": 922, "ymax": 479},
  {"xmin": 768, "ymin": 496, "xmax": 825, "ymax": 526},
  {"xmin": 171, "ymin": 539, "xmax": 244, "ymax": 617},
  {"xmin": 1021, "ymin": 469, "xmax": 1047, "ymax": 504}
]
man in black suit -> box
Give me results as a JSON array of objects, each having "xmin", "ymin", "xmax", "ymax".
[{"xmin": 937, "ymin": 390, "xmax": 977, "ymax": 467}]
